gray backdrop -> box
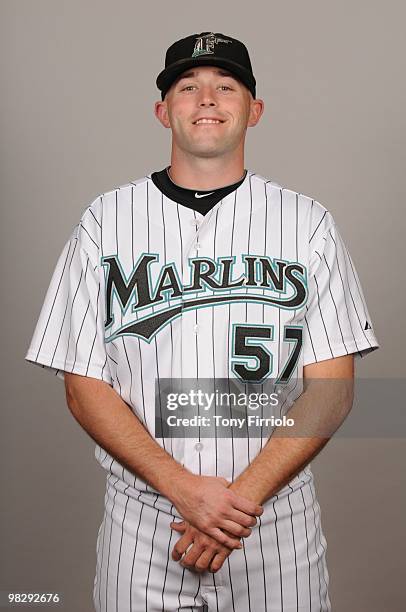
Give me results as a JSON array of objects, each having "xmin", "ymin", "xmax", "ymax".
[{"xmin": 1, "ymin": 0, "xmax": 405, "ymax": 610}]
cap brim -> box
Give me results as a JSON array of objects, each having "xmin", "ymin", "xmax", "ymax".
[{"xmin": 156, "ymin": 56, "xmax": 256, "ymax": 96}]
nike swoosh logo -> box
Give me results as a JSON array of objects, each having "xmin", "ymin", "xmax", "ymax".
[{"xmin": 195, "ymin": 192, "xmax": 215, "ymax": 198}]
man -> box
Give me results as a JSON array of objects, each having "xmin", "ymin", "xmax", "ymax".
[{"xmin": 25, "ymin": 31, "xmax": 380, "ymax": 611}]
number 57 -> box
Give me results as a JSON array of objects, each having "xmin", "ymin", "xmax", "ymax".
[{"xmin": 231, "ymin": 324, "xmax": 303, "ymax": 384}]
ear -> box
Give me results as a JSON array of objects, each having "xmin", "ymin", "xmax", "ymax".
[
  {"xmin": 155, "ymin": 100, "xmax": 171, "ymax": 128},
  {"xmin": 247, "ymin": 98, "xmax": 264, "ymax": 128}
]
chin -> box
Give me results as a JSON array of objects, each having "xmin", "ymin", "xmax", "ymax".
[{"xmin": 192, "ymin": 150, "xmax": 229, "ymax": 159}]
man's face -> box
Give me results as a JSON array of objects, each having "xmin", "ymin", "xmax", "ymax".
[{"xmin": 155, "ymin": 66, "xmax": 263, "ymax": 159}]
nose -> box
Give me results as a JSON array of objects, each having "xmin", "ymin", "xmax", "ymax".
[
  {"xmin": 197, "ymin": 85, "xmax": 218, "ymax": 107},
  {"xmin": 198, "ymin": 98, "xmax": 217, "ymax": 108}
]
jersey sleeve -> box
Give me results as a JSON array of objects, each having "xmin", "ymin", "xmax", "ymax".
[
  {"xmin": 25, "ymin": 201, "xmax": 113, "ymax": 384},
  {"xmin": 302, "ymin": 210, "xmax": 380, "ymax": 366}
]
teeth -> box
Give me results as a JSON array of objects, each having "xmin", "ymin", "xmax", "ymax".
[{"xmin": 195, "ymin": 119, "xmax": 221, "ymax": 124}]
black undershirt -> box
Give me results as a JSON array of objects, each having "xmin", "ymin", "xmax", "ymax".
[{"xmin": 150, "ymin": 166, "xmax": 247, "ymax": 215}]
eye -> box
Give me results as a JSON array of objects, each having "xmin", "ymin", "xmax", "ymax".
[{"xmin": 180, "ymin": 84, "xmax": 233, "ymax": 92}]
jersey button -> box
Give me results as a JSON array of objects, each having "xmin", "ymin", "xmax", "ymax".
[
  {"xmin": 190, "ymin": 219, "xmax": 200, "ymax": 226},
  {"xmin": 194, "ymin": 442, "xmax": 204, "ymax": 452},
  {"xmin": 194, "ymin": 242, "xmax": 201, "ymax": 250},
  {"xmin": 193, "ymin": 324, "xmax": 199, "ymax": 334}
]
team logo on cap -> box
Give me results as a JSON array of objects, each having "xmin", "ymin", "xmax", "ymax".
[{"xmin": 192, "ymin": 32, "xmax": 232, "ymax": 57}]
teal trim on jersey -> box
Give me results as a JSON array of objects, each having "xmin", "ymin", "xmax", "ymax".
[
  {"xmin": 230, "ymin": 323, "xmax": 275, "ymax": 384},
  {"xmin": 289, "ymin": 264, "xmax": 308, "ymax": 291},
  {"xmin": 104, "ymin": 291, "xmax": 309, "ymax": 345},
  {"xmin": 105, "ymin": 306, "xmax": 184, "ymax": 345}
]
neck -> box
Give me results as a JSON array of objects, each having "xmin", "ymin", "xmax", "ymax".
[{"xmin": 168, "ymin": 149, "xmax": 245, "ymax": 190}]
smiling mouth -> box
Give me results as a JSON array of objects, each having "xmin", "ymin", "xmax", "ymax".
[{"xmin": 193, "ymin": 119, "xmax": 225, "ymax": 125}]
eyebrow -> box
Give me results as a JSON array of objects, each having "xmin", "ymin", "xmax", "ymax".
[{"xmin": 176, "ymin": 69, "xmax": 236, "ymax": 83}]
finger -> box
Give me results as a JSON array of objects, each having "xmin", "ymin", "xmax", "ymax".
[
  {"xmin": 180, "ymin": 542, "xmax": 205, "ymax": 569},
  {"xmin": 170, "ymin": 521, "xmax": 187, "ymax": 532},
  {"xmin": 229, "ymin": 493, "xmax": 263, "ymax": 517},
  {"xmin": 192, "ymin": 548, "xmax": 218, "ymax": 573},
  {"xmin": 227, "ymin": 508, "xmax": 258, "ymax": 528},
  {"xmin": 207, "ymin": 527, "xmax": 243, "ymax": 550},
  {"xmin": 172, "ymin": 534, "xmax": 194, "ymax": 561},
  {"xmin": 220, "ymin": 519, "xmax": 252, "ymax": 538},
  {"xmin": 209, "ymin": 551, "xmax": 230, "ymax": 573}
]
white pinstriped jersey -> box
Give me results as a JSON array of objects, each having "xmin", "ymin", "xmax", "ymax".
[{"xmin": 25, "ymin": 170, "xmax": 380, "ymax": 493}]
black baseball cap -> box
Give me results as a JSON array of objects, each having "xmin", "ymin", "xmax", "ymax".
[{"xmin": 156, "ymin": 32, "xmax": 256, "ymax": 100}]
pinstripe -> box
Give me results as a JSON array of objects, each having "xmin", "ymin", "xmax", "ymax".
[
  {"xmin": 176, "ymin": 567, "xmax": 187, "ymax": 610},
  {"xmin": 145, "ymin": 503, "xmax": 160, "ymax": 612},
  {"xmin": 303, "ymin": 467, "xmax": 323, "ymax": 610},
  {"xmin": 115, "ymin": 486, "xmax": 130, "ymax": 611},
  {"xmin": 129, "ymin": 492, "xmax": 146, "ymax": 611},
  {"xmin": 79, "ymin": 221, "xmax": 99, "ymax": 250},
  {"xmin": 241, "ymin": 537, "xmax": 252, "ymax": 612},
  {"xmin": 192, "ymin": 207, "xmax": 203, "ymax": 473},
  {"xmin": 245, "ymin": 172, "xmax": 253, "ymax": 466},
  {"xmin": 111, "ymin": 347, "xmax": 122, "ymax": 396},
  {"xmin": 149, "ymin": 181, "xmax": 167, "ymax": 455},
  {"xmin": 328, "ymin": 228, "xmax": 359, "ymax": 348},
  {"xmin": 334, "ymin": 232, "xmax": 373, "ymax": 346},
  {"xmin": 321, "ymin": 250, "xmax": 349, "ymax": 351},
  {"xmin": 227, "ymin": 190, "xmax": 237, "ymax": 481},
  {"xmin": 210, "ymin": 573, "xmax": 220, "ymax": 612},
  {"xmin": 161, "ymin": 194, "xmax": 175, "ymax": 402},
  {"xmin": 194, "ymin": 211, "xmax": 199, "ymax": 381},
  {"xmin": 309, "ymin": 210, "xmax": 328, "ymax": 242},
  {"xmin": 49, "ymin": 266, "xmax": 75, "ymax": 364},
  {"xmin": 88, "ymin": 206, "xmax": 102, "ymax": 229},
  {"xmin": 287, "ymin": 486, "xmax": 299, "ymax": 610},
  {"xmin": 280, "ymin": 372, "xmax": 302, "ymax": 611},
  {"xmin": 258, "ymin": 182, "xmax": 271, "ymax": 444},
  {"xmin": 105, "ymin": 476, "xmax": 120, "ymax": 612},
  {"xmin": 243, "ymin": 173, "xmax": 254, "ymax": 610},
  {"xmin": 88, "ymin": 282, "xmax": 103, "ymax": 377},
  {"xmin": 101, "ymin": 353, "xmax": 110, "ymax": 382},
  {"xmin": 300, "ymin": 486, "xmax": 312, "ymax": 611},
  {"xmin": 71, "ymin": 298, "xmax": 90, "ymax": 368},
  {"xmin": 272, "ymin": 495, "xmax": 284, "ymax": 609},
  {"xmin": 70, "ymin": 253, "xmax": 93, "ymax": 367},
  {"xmin": 281, "ymin": 186, "xmax": 299, "ymax": 610},
  {"xmin": 308, "ymin": 478, "xmax": 330, "ymax": 609},
  {"xmin": 314, "ymin": 274, "xmax": 333, "ymax": 356},
  {"xmin": 175, "ymin": 204, "xmax": 184, "ymax": 379},
  {"xmin": 212, "ymin": 208, "xmax": 219, "ymax": 477},
  {"xmin": 34, "ymin": 237, "xmax": 77, "ymax": 358},
  {"xmin": 255, "ymin": 180, "xmax": 269, "ymax": 606},
  {"xmin": 161, "ymin": 510, "xmax": 176, "ymax": 611},
  {"xmin": 63, "ymin": 254, "xmax": 86, "ymax": 369}
]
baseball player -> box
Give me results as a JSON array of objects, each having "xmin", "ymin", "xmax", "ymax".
[{"xmin": 25, "ymin": 31, "xmax": 380, "ymax": 611}]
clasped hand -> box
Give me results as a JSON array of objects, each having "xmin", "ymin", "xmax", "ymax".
[{"xmin": 170, "ymin": 475, "xmax": 263, "ymax": 574}]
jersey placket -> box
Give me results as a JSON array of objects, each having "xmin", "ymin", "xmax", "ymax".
[{"xmin": 180, "ymin": 204, "xmax": 222, "ymax": 474}]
